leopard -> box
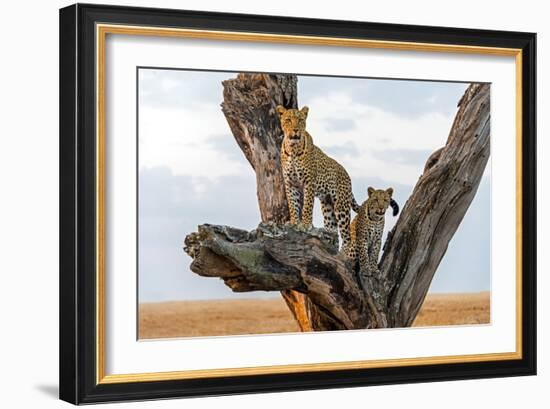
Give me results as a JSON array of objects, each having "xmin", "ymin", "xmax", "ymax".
[
  {"xmin": 350, "ymin": 187, "xmax": 399, "ymax": 276},
  {"xmin": 276, "ymin": 105, "xmax": 361, "ymax": 255}
]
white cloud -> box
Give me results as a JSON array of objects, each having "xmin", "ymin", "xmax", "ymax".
[
  {"xmin": 302, "ymin": 92, "xmax": 457, "ymax": 186},
  {"xmin": 160, "ymin": 76, "xmax": 182, "ymax": 92},
  {"xmin": 139, "ymin": 102, "xmax": 249, "ymax": 184},
  {"xmin": 139, "ymin": 85, "xmax": 461, "ymax": 191}
]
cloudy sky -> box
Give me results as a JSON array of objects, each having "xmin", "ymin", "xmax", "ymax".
[{"xmin": 138, "ymin": 69, "xmax": 490, "ymax": 303}]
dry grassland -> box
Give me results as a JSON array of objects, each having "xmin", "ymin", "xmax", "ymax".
[{"xmin": 139, "ymin": 292, "xmax": 490, "ymax": 339}]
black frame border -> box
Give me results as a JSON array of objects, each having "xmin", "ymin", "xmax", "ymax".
[{"xmin": 59, "ymin": 3, "xmax": 536, "ymax": 404}]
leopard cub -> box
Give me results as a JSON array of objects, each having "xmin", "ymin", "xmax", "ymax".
[{"xmin": 350, "ymin": 187, "xmax": 399, "ymax": 276}]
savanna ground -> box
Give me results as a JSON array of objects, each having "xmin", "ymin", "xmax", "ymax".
[{"xmin": 139, "ymin": 292, "xmax": 490, "ymax": 339}]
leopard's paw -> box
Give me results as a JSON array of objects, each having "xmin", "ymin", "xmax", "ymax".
[
  {"xmin": 367, "ymin": 267, "xmax": 381, "ymax": 277},
  {"xmin": 296, "ymin": 223, "xmax": 313, "ymax": 232}
]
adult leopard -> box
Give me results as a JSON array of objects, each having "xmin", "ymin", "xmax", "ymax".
[{"xmin": 277, "ymin": 105, "xmax": 360, "ymax": 255}]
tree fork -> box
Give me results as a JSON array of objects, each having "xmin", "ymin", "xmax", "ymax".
[{"xmin": 184, "ymin": 77, "xmax": 490, "ymax": 331}]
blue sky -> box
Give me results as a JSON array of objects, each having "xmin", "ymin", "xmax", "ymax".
[{"xmin": 138, "ymin": 69, "xmax": 490, "ymax": 303}]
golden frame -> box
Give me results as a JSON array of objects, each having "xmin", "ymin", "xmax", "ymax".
[{"xmin": 95, "ymin": 23, "xmax": 524, "ymax": 386}]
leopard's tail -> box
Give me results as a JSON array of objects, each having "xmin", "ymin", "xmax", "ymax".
[
  {"xmin": 390, "ymin": 199, "xmax": 400, "ymax": 217},
  {"xmin": 351, "ymin": 195, "xmax": 361, "ymax": 213}
]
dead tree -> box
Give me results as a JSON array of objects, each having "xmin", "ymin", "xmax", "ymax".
[
  {"xmin": 218, "ymin": 73, "xmax": 311, "ymax": 331},
  {"xmin": 183, "ymin": 75, "xmax": 490, "ymax": 331}
]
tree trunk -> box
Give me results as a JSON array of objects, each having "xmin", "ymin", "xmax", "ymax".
[
  {"xmin": 220, "ymin": 73, "xmax": 312, "ymax": 331},
  {"xmin": 184, "ymin": 79, "xmax": 490, "ymax": 331},
  {"xmin": 380, "ymin": 83, "xmax": 490, "ymax": 327}
]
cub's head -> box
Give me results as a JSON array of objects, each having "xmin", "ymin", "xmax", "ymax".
[
  {"xmin": 276, "ymin": 105, "xmax": 309, "ymax": 146},
  {"xmin": 366, "ymin": 187, "xmax": 399, "ymax": 220}
]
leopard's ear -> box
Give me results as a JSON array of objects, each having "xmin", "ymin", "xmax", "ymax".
[
  {"xmin": 300, "ymin": 106, "xmax": 309, "ymax": 118},
  {"xmin": 367, "ymin": 187, "xmax": 375, "ymax": 196},
  {"xmin": 386, "ymin": 187, "xmax": 394, "ymax": 197},
  {"xmin": 276, "ymin": 105, "xmax": 286, "ymax": 116}
]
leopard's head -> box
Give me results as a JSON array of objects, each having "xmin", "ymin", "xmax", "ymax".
[
  {"xmin": 276, "ymin": 105, "xmax": 309, "ymax": 147},
  {"xmin": 366, "ymin": 187, "xmax": 399, "ymax": 220}
]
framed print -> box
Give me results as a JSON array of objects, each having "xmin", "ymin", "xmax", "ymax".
[{"xmin": 59, "ymin": 3, "xmax": 536, "ymax": 404}]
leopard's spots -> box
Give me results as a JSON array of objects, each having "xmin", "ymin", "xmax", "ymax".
[
  {"xmin": 277, "ymin": 105, "xmax": 359, "ymax": 254},
  {"xmin": 349, "ymin": 187, "xmax": 399, "ymax": 276}
]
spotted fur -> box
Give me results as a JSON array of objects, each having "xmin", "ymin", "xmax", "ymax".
[
  {"xmin": 277, "ymin": 105, "xmax": 360, "ymax": 254},
  {"xmin": 350, "ymin": 187, "xmax": 399, "ymax": 275}
]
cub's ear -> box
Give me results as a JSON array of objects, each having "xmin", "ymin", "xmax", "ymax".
[
  {"xmin": 367, "ymin": 187, "xmax": 375, "ymax": 196},
  {"xmin": 386, "ymin": 187, "xmax": 394, "ymax": 197},
  {"xmin": 276, "ymin": 105, "xmax": 286, "ymax": 116},
  {"xmin": 300, "ymin": 106, "xmax": 309, "ymax": 118}
]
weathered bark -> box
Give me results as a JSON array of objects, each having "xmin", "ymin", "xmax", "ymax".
[
  {"xmin": 184, "ymin": 224, "xmax": 370, "ymax": 330},
  {"xmin": 220, "ymin": 73, "xmax": 312, "ymax": 331},
  {"xmin": 380, "ymin": 83, "xmax": 490, "ymax": 327},
  {"xmin": 221, "ymin": 73, "xmax": 297, "ymax": 224},
  {"xmin": 184, "ymin": 80, "xmax": 490, "ymax": 331}
]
